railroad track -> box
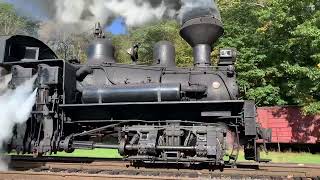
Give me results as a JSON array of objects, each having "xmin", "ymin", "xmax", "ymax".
[{"xmin": 2, "ymin": 156, "xmax": 320, "ymax": 179}]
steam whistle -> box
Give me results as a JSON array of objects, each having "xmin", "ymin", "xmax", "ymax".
[{"xmin": 94, "ymin": 22, "xmax": 105, "ymax": 39}]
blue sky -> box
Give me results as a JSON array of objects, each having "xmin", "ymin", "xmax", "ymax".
[{"xmin": 106, "ymin": 18, "xmax": 127, "ymax": 35}]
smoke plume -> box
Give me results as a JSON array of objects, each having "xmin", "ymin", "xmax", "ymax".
[
  {"xmin": 6, "ymin": 0, "xmax": 220, "ymax": 40},
  {"xmin": 0, "ymin": 74, "xmax": 12, "ymax": 95},
  {"xmin": 0, "ymin": 75, "xmax": 38, "ymax": 170}
]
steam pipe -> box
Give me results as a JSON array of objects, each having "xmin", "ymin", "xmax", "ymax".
[{"xmin": 76, "ymin": 66, "xmax": 93, "ymax": 81}]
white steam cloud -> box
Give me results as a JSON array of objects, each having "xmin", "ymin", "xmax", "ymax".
[
  {"xmin": 103, "ymin": 0, "xmax": 168, "ymax": 27},
  {"xmin": 38, "ymin": 0, "xmax": 180, "ymax": 40},
  {"xmin": 0, "ymin": 74, "xmax": 38, "ymax": 170},
  {"xmin": 6, "ymin": 0, "xmax": 220, "ymax": 40}
]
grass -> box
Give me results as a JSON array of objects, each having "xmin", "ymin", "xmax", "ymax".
[
  {"xmin": 260, "ymin": 151, "xmax": 320, "ymax": 164},
  {"xmin": 52, "ymin": 149, "xmax": 122, "ymax": 158},
  {"xmin": 52, "ymin": 149, "xmax": 320, "ymax": 164},
  {"xmin": 231, "ymin": 151, "xmax": 320, "ymax": 164}
]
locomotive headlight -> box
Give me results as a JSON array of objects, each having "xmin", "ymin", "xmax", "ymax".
[
  {"xmin": 220, "ymin": 49, "xmax": 233, "ymax": 58},
  {"xmin": 212, "ymin": 81, "xmax": 221, "ymax": 89},
  {"xmin": 218, "ymin": 48, "xmax": 237, "ymax": 66}
]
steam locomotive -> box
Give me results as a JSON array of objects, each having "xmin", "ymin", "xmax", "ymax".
[{"xmin": 0, "ymin": 9, "xmax": 271, "ymax": 168}]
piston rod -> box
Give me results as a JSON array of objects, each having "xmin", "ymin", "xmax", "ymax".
[{"xmin": 72, "ymin": 141, "xmax": 196, "ymax": 151}]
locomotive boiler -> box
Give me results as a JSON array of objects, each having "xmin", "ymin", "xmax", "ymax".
[{"xmin": 0, "ymin": 2, "xmax": 271, "ymax": 168}]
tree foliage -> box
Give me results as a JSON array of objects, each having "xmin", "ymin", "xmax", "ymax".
[
  {"xmin": 46, "ymin": 32, "xmax": 94, "ymax": 63},
  {"xmin": 113, "ymin": 21, "xmax": 193, "ymax": 66},
  {"xmin": 0, "ymin": 2, "xmax": 38, "ymax": 36},
  {"xmin": 217, "ymin": 0, "xmax": 320, "ymax": 114}
]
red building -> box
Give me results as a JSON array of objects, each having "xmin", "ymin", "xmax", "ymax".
[{"xmin": 257, "ymin": 106, "xmax": 320, "ymax": 144}]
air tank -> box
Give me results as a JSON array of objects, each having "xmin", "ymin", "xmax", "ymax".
[
  {"xmin": 82, "ymin": 83, "xmax": 181, "ymax": 103},
  {"xmin": 153, "ymin": 41, "xmax": 176, "ymax": 67}
]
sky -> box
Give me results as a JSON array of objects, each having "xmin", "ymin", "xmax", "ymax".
[
  {"xmin": 106, "ymin": 18, "xmax": 127, "ymax": 35},
  {"xmin": 2, "ymin": 0, "xmax": 127, "ymax": 35},
  {"xmin": 3, "ymin": 0, "xmax": 48, "ymax": 20}
]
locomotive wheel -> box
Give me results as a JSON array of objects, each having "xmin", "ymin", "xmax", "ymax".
[{"xmin": 118, "ymin": 138, "xmax": 127, "ymax": 156}]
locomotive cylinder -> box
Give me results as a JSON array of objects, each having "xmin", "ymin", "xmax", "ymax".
[
  {"xmin": 153, "ymin": 41, "xmax": 176, "ymax": 67},
  {"xmin": 82, "ymin": 83, "xmax": 181, "ymax": 103}
]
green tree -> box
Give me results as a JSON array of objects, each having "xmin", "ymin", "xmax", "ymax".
[
  {"xmin": 113, "ymin": 21, "xmax": 193, "ymax": 66},
  {"xmin": 0, "ymin": 2, "xmax": 38, "ymax": 36},
  {"xmin": 217, "ymin": 0, "xmax": 320, "ymax": 114},
  {"xmin": 46, "ymin": 32, "xmax": 94, "ymax": 63}
]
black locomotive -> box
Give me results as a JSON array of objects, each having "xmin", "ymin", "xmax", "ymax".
[{"xmin": 0, "ymin": 4, "xmax": 271, "ymax": 168}]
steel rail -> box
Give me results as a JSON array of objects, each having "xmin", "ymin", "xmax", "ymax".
[{"xmin": 3, "ymin": 156, "xmax": 320, "ymax": 179}]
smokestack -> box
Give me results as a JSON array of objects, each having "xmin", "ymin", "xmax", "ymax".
[{"xmin": 180, "ymin": 15, "xmax": 224, "ymax": 67}]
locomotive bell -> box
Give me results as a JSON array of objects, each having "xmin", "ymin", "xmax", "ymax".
[
  {"xmin": 153, "ymin": 41, "xmax": 176, "ymax": 67},
  {"xmin": 180, "ymin": 15, "xmax": 224, "ymax": 67}
]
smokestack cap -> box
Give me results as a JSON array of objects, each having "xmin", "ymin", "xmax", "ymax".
[{"xmin": 180, "ymin": 16, "xmax": 224, "ymax": 47}]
